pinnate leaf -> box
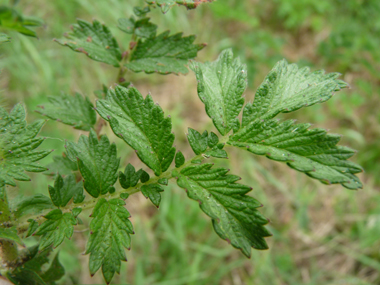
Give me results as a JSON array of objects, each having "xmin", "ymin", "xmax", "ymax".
[
  {"xmin": 175, "ymin": 163, "xmax": 271, "ymax": 256},
  {"xmin": 66, "ymin": 129, "xmax": 120, "ymax": 198},
  {"xmin": 0, "ymin": 104, "xmax": 51, "ymax": 186},
  {"xmin": 34, "ymin": 209, "xmax": 77, "ymax": 250},
  {"xmin": 242, "ymin": 59, "xmax": 348, "ymax": 125},
  {"xmin": 229, "ymin": 119, "xmax": 363, "ymax": 189},
  {"xmin": 55, "ymin": 19, "xmax": 122, "ymax": 67},
  {"xmin": 96, "ymin": 86, "xmax": 175, "ymax": 176},
  {"xmin": 86, "ymin": 198, "xmax": 134, "ymax": 284},
  {"xmin": 36, "ymin": 92, "xmax": 97, "ymax": 131},
  {"xmin": 191, "ymin": 49, "xmax": 247, "ymax": 135},
  {"xmin": 126, "ymin": 31, "xmax": 205, "ymax": 74},
  {"xmin": 141, "ymin": 183, "xmax": 164, "ymax": 207},
  {"xmin": 48, "ymin": 173, "xmax": 84, "ymax": 207}
]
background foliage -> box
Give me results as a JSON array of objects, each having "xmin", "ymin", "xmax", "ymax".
[{"xmin": 0, "ymin": 0, "xmax": 379, "ymax": 284}]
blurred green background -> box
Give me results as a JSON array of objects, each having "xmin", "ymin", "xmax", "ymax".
[{"xmin": 1, "ymin": 0, "xmax": 380, "ymax": 284}]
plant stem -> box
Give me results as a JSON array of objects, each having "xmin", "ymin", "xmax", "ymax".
[{"xmin": 15, "ymin": 135, "xmax": 231, "ymax": 233}]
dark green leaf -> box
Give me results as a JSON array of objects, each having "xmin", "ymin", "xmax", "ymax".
[
  {"xmin": 120, "ymin": 192, "xmax": 129, "ymax": 199},
  {"xmin": 126, "ymin": 31, "xmax": 205, "ymax": 74},
  {"xmin": 141, "ymin": 184, "xmax": 164, "ymax": 207},
  {"xmin": 119, "ymin": 163, "xmax": 144, "ymax": 189},
  {"xmin": 86, "ymin": 198, "xmax": 134, "ymax": 284},
  {"xmin": 34, "ymin": 209, "xmax": 77, "ymax": 251},
  {"xmin": 0, "ymin": 227, "xmax": 23, "ymax": 244},
  {"xmin": 229, "ymin": 119, "xmax": 363, "ymax": 189},
  {"xmin": 40, "ymin": 253, "xmax": 65, "ymax": 283},
  {"xmin": 241, "ymin": 60, "xmax": 348, "ymax": 125},
  {"xmin": 55, "ymin": 19, "xmax": 122, "ymax": 67},
  {"xmin": 207, "ymin": 132, "xmax": 219, "ymax": 148},
  {"xmin": 0, "ymin": 6, "xmax": 43, "ymax": 38},
  {"xmin": 36, "ymin": 92, "xmax": 97, "ymax": 131},
  {"xmin": 0, "ymin": 104, "xmax": 52, "ymax": 186},
  {"xmin": 15, "ymin": 194, "xmax": 54, "ymax": 218},
  {"xmin": 205, "ymin": 148, "xmax": 228, "ymax": 159},
  {"xmin": 96, "ymin": 86, "xmax": 175, "ymax": 176},
  {"xmin": 187, "ymin": 128, "xmax": 208, "ymax": 155},
  {"xmin": 7, "ymin": 268, "xmax": 46, "ymax": 285},
  {"xmin": 48, "ymin": 174, "xmax": 84, "ymax": 207},
  {"xmin": 190, "ymin": 49, "xmax": 247, "ymax": 135},
  {"xmin": 176, "ymin": 163, "xmax": 271, "ymax": 256},
  {"xmin": 140, "ymin": 170, "xmax": 150, "ymax": 183},
  {"xmin": 66, "ymin": 129, "xmax": 119, "ymax": 198},
  {"xmin": 175, "ymin": 151, "xmax": 185, "ymax": 168}
]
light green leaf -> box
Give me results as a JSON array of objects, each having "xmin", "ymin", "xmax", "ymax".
[
  {"xmin": 26, "ymin": 219, "xmax": 39, "ymax": 237},
  {"xmin": 229, "ymin": 119, "xmax": 363, "ymax": 189},
  {"xmin": 15, "ymin": 194, "xmax": 54, "ymax": 218},
  {"xmin": 54, "ymin": 19, "xmax": 122, "ymax": 67},
  {"xmin": 0, "ymin": 6, "xmax": 43, "ymax": 38},
  {"xmin": 133, "ymin": 6, "xmax": 151, "ymax": 17},
  {"xmin": 86, "ymin": 198, "xmax": 134, "ymax": 284},
  {"xmin": 126, "ymin": 31, "xmax": 205, "ymax": 74},
  {"xmin": 0, "ymin": 227, "xmax": 23, "ymax": 245},
  {"xmin": 190, "ymin": 49, "xmax": 247, "ymax": 135},
  {"xmin": 66, "ymin": 129, "xmax": 119, "ymax": 198},
  {"xmin": 96, "ymin": 86, "xmax": 175, "ymax": 176},
  {"xmin": 0, "ymin": 32, "xmax": 11, "ymax": 43},
  {"xmin": 48, "ymin": 174, "xmax": 84, "ymax": 207},
  {"xmin": 118, "ymin": 17, "xmax": 157, "ymax": 38},
  {"xmin": 146, "ymin": 0, "xmax": 215, "ymax": 13},
  {"xmin": 141, "ymin": 184, "xmax": 164, "ymax": 207},
  {"xmin": 35, "ymin": 92, "xmax": 97, "ymax": 131},
  {"xmin": 176, "ymin": 163, "xmax": 271, "ymax": 257},
  {"xmin": 0, "ymin": 104, "xmax": 52, "ymax": 186},
  {"xmin": 34, "ymin": 209, "xmax": 77, "ymax": 251},
  {"xmin": 242, "ymin": 59, "xmax": 348, "ymax": 125},
  {"xmin": 44, "ymin": 153, "xmax": 78, "ymax": 176}
]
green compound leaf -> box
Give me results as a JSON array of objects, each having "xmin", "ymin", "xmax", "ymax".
[
  {"xmin": 118, "ymin": 17, "xmax": 157, "ymax": 38},
  {"xmin": 191, "ymin": 49, "xmax": 247, "ymax": 135},
  {"xmin": 126, "ymin": 31, "xmax": 205, "ymax": 75},
  {"xmin": 48, "ymin": 173, "xmax": 84, "ymax": 207},
  {"xmin": 229, "ymin": 119, "xmax": 363, "ymax": 189},
  {"xmin": 147, "ymin": 0, "xmax": 215, "ymax": 13},
  {"xmin": 242, "ymin": 59, "xmax": 348, "ymax": 125},
  {"xmin": 0, "ymin": 6, "xmax": 43, "ymax": 38},
  {"xmin": 0, "ymin": 32, "xmax": 11, "ymax": 44},
  {"xmin": 36, "ymin": 92, "xmax": 97, "ymax": 131},
  {"xmin": 34, "ymin": 209, "xmax": 77, "ymax": 251},
  {"xmin": 66, "ymin": 129, "xmax": 120, "ymax": 198},
  {"xmin": 176, "ymin": 163, "xmax": 271, "ymax": 257},
  {"xmin": 86, "ymin": 198, "xmax": 134, "ymax": 284},
  {"xmin": 0, "ymin": 227, "xmax": 23, "ymax": 245},
  {"xmin": 96, "ymin": 86, "xmax": 175, "ymax": 176},
  {"xmin": 141, "ymin": 183, "xmax": 164, "ymax": 207},
  {"xmin": 0, "ymin": 104, "xmax": 52, "ymax": 186},
  {"xmin": 55, "ymin": 19, "xmax": 122, "ymax": 67}
]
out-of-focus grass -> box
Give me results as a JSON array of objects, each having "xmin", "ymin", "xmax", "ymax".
[{"xmin": 1, "ymin": 0, "xmax": 380, "ymax": 284}]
